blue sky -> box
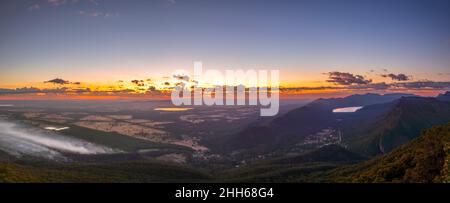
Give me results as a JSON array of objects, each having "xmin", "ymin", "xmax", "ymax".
[{"xmin": 0, "ymin": 0, "xmax": 449, "ymax": 88}]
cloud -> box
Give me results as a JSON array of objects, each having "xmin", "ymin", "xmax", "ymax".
[
  {"xmin": 88, "ymin": 0, "xmax": 99, "ymax": 5},
  {"xmin": 0, "ymin": 87, "xmax": 72, "ymax": 95},
  {"xmin": 131, "ymin": 79, "xmax": 145, "ymax": 87},
  {"xmin": 350, "ymin": 82, "xmax": 391, "ymax": 90},
  {"xmin": 28, "ymin": 0, "xmax": 92, "ymax": 10},
  {"xmin": 0, "ymin": 120, "xmax": 117, "ymax": 160},
  {"xmin": 72, "ymin": 88, "xmax": 91, "ymax": 93},
  {"xmin": 326, "ymin": 71, "xmax": 372, "ymax": 85},
  {"xmin": 44, "ymin": 78, "xmax": 81, "ymax": 85},
  {"xmin": 391, "ymin": 81, "xmax": 450, "ymax": 89},
  {"xmin": 29, "ymin": 0, "xmax": 118, "ymax": 18},
  {"xmin": 44, "ymin": 78, "xmax": 70, "ymax": 85},
  {"xmin": 353, "ymin": 81, "xmax": 450, "ymax": 90},
  {"xmin": 172, "ymin": 74, "xmax": 189, "ymax": 82},
  {"xmin": 78, "ymin": 10, "xmax": 118, "ymax": 18},
  {"xmin": 48, "ymin": 0, "xmax": 79, "ymax": 6},
  {"xmin": 0, "ymin": 87, "xmax": 40, "ymax": 94},
  {"xmin": 28, "ymin": 4, "xmax": 40, "ymax": 11},
  {"xmin": 281, "ymin": 80, "xmax": 450, "ymax": 93},
  {"xmin": 381, "ymin": 73, "xmax": 410, "ymax": 81},
  {"xmin": 281, "ymin": 82, "xmax": 390, "ymax": 91}
]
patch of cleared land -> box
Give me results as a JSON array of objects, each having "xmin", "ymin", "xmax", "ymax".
[
  {"xmin": 106, "ymin": 115, "xmax": 133, "ymax": 120},
  {"xmin": 74, "ymin": 121, "xmax": 169, "ymax": 142},
  {"xmin": 80, "ymin": 115, "xmax": 114, "ymax": 121},
  {"xmin": 156, "ymin": 153, "xmax": 187, "ymax": 164},
  {"xmin": 172, "ymin": 137, "xmax": 209, "ymax": 152},
  {"xmin": 21, "ymin": 112, "xmax": 209, "ymax": 152}
]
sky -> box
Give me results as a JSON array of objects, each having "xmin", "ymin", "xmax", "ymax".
[{"xmin": 0, "ymin": 0, "xmax": 449, "ymax": 99}]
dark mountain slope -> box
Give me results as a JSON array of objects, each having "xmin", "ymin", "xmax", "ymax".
[
  {"xmin": 224, "ymin": 93, "xmax": 413, "ymax": 154},
  {"xmin": 221, "ymin": 123, "xmax": 450, "ymax": 183},
  {"xmin": 437, "ymin": 91, "xmax": 450, "ymax": 102},
  {"xmin": 0, "ymin": 153, "xmax": 210, "ymax": 183},
  {"xmin": 271, "ymin": 93, "xmax": 415, "ymax": 133},
  {"xmin": 343, "ymin": 97, "xmax": 450, "ymax": 156},
  {"xmin": 266, "ymin": 144, "xmax": 366, "ymax": 165},
  {"xmin": 325, "ymin": 123, "xmax": 450, "ymax": 183}
]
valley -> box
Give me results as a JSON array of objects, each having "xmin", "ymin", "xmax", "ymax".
[{"xmin": 0, "ymin": 93, "xmax": 449, "ymax": 183}]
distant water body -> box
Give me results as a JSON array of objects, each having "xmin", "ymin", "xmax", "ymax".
[
  {"xmin": 154, "ymin": 107, "xmax": 192, "ymax": 112},
  {"xmin": 332, "ymin": 106, "xmax": 363, "ymax": 113}
]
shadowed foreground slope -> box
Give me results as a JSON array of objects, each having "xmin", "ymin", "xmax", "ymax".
[
  {"xmin": 0, "ymin": 123, "xmax": 448, "ymax": 183},
  {"xmin": 324, "ymin": 123, "xmax": 450, "ymax": 183},
  {"xmin": 0, "ymin": 153, "xmax": 210, "ymax": 183}
]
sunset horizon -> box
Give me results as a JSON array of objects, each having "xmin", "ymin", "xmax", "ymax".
[
  {"xmin": 1, "ymin": 0, "xmax": 450, "ymax": 195},
  {"xmin": 1, "ymin": 0, "xmax": 449, "ymax": 100}
]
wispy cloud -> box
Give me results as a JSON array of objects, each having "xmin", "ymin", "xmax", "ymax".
[
  {"xmin": 27, "ymin": 0, "xmax": 81, "ymax": 12},
  {"xmin": 131, "ymin": 79, "xmax": 146, "ymax": 87},
  {"xmin": 46, "ymin": 0, "xmax": 100, "ymax": 7},
  {"xmin": 28, "ymin": 0, "xmax": 118, "ymax": 17},
  {"xmin": 326, "ymin": 71, "xmax": 372, "ymax": 85},
  {"xmin": 0, "ymin": 120, "xmax": 117, "ymax": 160},
  {"xmin": 0, "ymin": 87, "xmax": 69, "ymax": 95},
  {"xmin": 391, "ymin": 81, "xmax": 450, "ymax": 90},
  {"xmin": 48, "ymin": 0, "xmax": 79, "ymax": 6},
  {"xmin": 88, "ymin": 0, "xmax": 99, "ymax": 6},
  {"xmin": 78, "ymin": 10, "xmax": 118, "ymax": 18},
  {"xmin": 28, "ymin": 4, "xmax": 40, "ymax": 11},
  {"xmin": 281, "ymin": 81, "xmax": 450, "ymax": 92},
  {"xmin": 44, "ymin": 78, "xmax": 70, "ymax": 85},
  {"xmin": 44, "ymin": 78, "xmax": 81, "ymax": 85},
  {"xmin": 381, "ymin": 73, "xmax": 410, "ymax": 81}
]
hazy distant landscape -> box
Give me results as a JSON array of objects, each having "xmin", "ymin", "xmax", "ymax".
[
  {"xmin": 0, "ymin": 92, "xmax": 449, "ymax": 183},
  {"xmin": 1, "ymin": 0, "xmax": 449, "ymax": 184}
]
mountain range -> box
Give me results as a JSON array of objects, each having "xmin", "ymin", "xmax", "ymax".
[
  {"xmin": 1, "ymin": 92, "xmax": 449, "ymax": 183},
  {"xmin": 437, "ymin": 91, "xmax": 450, "ymax": 101}
]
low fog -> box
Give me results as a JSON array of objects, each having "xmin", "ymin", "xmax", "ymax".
[{"xmin": 0, "ymin": 120, "xmax": 117, "ymax": 160}]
